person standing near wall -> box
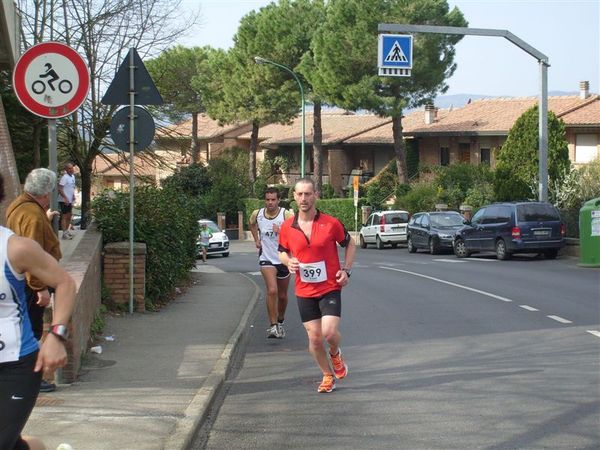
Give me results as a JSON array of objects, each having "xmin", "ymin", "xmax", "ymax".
[
  {"xmin": 249, "ymin": 187, "xmax": 293, "ymax": 339},
  {"xmin": 57, "ymin": 163, "xmax": 77, "ymax": 240},
  {"xmin": 6, "ymin": 168, "xmax": 62, "ymax": 393}
]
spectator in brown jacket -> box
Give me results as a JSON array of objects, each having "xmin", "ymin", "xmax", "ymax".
[{"xmin": 6, "ymin": 168, "xmax": 62, "ymax": 393}]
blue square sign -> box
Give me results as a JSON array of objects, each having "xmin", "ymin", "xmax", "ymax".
[{"xmin": 378, "ymin": 34, "xmax": 413, "ymax": 77}]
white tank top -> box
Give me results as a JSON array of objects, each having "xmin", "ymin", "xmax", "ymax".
[
  {"xmin": 0, "ymin": 226, "xmax": 38, "ymax": 362},
  {"xmin": 256, "ymin": 207, "xmax": 286, "ymax": 264}
]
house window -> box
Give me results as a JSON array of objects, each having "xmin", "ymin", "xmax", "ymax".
[
  {"xmin": 481, "ymin": 148, "xmax": 491, "ymax": 165},
  {"xmin": 575, "ymin": 134, "xmax": 598, "ymax": 163},
  {"xmin": 440, "ymin": 147, "xmax": 449, "ymax": 166}
]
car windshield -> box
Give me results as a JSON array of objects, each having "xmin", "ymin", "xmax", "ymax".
[
  {"xmin": 430, "ymin": 214, "xmax": 464, "ymax": 227},
  {"xmin": 517, "ymin": 204, "xmax": 560, "ymax": 222},
  {"xmin": 199, "ymin": 220, "xmax": 221, "ymax": 233},
  {"xmin": 385, "ymin": 212, "xmax": 409, "ymax": 224}
]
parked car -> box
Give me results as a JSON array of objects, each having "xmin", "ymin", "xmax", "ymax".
[
  {"xmin": 196, "ymin": 219, "xmax": 230, "ymax": 257},
  {"xmin": 453, "ymin": 202, "xmax": 566, "ymax": 260},
  {"xmin": 407, "ymin": 211, "xmax": 466, "ymax": 254},
  {"xmin": 359, "ymin": 210, "xmax": 410, "ymax": 249}
]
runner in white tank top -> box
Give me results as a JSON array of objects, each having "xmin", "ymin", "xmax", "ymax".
[
  {"xmin": 249, "ymin": 187, "xmax": 293, "ymax": 338},
  {"xmin": 0, "ymin": 172, "xmax": 76, "ymax": 449}
]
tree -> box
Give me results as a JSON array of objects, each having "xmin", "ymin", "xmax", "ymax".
[
  {"xmin": 146, "ymin": 45, "xmax": 211, "ymax": 164},
  {"xmin": 193, "ymin": 0, "xmax": 320, "ymax": 187},
  {"xmin": 16, "ymin": 0, "xmax": 199, "ymax": 226},
  {"xmin": 309, "ymin": 0, "xmax": 467, "ymax": 183},
  {"xmin": 494, "ymin": 105, "xmax": 571, "ymax": 201}
]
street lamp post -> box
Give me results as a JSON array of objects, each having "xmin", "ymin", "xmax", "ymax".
[{"xmin": 254, "ymin": 56, "xmax": 305, "ymax": 178}]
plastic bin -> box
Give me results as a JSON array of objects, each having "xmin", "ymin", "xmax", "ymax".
[{"xmin": 578, "ymin": 198, "xmax": 600, "ymax": 267}]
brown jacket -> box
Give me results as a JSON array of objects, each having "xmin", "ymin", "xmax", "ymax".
[{"xmin": 6, "ymin": 193, "xmax": 62, "ymax": 290}]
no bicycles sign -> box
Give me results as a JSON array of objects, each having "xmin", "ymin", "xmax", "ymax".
[{"xmin": 13, "ymin": 42, "xmax": 90, "ymax": 119}]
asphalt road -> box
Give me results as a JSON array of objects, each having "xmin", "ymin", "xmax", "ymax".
[{"xmin": 195, "ymin": 241, "xmax": 600, "ymax": 449}]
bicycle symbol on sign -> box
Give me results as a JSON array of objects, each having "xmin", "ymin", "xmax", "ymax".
[{"xmin": 31, "ymin": 63, "xmax": 73, "ymax": 95}]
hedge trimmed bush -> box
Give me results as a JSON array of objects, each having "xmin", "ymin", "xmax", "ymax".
[{"xmin": 93, "ymin": 186, "xmax": 198, "ymax": 310}]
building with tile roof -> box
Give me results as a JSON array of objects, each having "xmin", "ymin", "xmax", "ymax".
[{"xmin": 93, "ymin": 82, "xmax": 598, "ymax": 196}]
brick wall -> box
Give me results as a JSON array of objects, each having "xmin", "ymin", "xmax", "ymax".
[
  {"xmin": 0, "ymin": 95, "xmax": 22, "ymax": 226},
  {"xmin": 103, "ymin": 242, "xmax": 146, "ymax": 312},
  {"xmin": 57, "ymin": 223, "xmax": 103, "ymax": 383}
]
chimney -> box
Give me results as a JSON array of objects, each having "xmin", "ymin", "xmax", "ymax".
[
  {"xmin": 425, "ymin": 104, "xmax": 436, "ymax": 124},
  {"xmin": 580, "ymin": 81, "xmax": 590, "ymax": 99}
]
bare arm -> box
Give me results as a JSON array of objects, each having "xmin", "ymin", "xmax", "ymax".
[
  {"xmin": 248, "ymin": 210, "xmax": 261, "ymax": 249},
  {"xmin": 9, "ymin": 235, "xmax": 76, "ymax": 373}
]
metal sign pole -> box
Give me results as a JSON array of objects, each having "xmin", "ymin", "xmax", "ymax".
[
  {"xmin": 48, "ymin": 118, "xmax": 59, "ymax": 233},
  {"xmin": 128, "ymin": 48, "xmax": 135, "ymax": 315}
]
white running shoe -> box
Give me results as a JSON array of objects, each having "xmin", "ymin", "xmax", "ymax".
[
  {"xmin": 266, "ymin": 324, "xmax": 280, "ymax": 339},
  {"xmin": 277, "ymin": 322, "xmax": 286, "ymax": 338}
]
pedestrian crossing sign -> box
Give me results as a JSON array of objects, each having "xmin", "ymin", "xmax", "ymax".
[{"xmin": 378, "ymin": 34, "xmax": 413, "ymax": 77}]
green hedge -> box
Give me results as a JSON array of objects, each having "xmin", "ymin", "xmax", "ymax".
[{"xmin": 93, "ymin": 186, "xmax": 198, "ymax": 309}]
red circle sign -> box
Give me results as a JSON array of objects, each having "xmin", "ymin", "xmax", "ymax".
[{"xmin": 12, "ymin": 42, "xmax": 90, "ymax": 118}]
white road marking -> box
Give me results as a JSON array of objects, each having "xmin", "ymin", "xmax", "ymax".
[
  {"xmin": 433, "ymin": 259, "xmax": 466, "ymax": 263},
  {"xmin": 519, "ymin": 305, "xmax": 539, "ymax": 311},
  {"xmin": 247, "ymin": 271, "xmax": 262, "ymax": 276},
  {"xmin": 547, "ymin": 315, "xmax": 573, "ymax": 324},
  {"xmin": 586, "ymin": 330, "xmax": 600, "ymax": 338},
  {"xmin": 380, "ymin": 267, "xmax": 513, "ymax": 302}
]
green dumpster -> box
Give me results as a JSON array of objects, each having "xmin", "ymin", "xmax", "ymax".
[{"xmin": 579, "ymin": 197, "xmax": 600, "ymax": 267}]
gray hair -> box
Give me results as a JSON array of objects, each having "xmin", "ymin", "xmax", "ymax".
[{"xmin": 24, "ymin": 168, "xmax": 57, "ymax": 197}]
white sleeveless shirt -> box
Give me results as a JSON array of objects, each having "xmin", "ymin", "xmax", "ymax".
[
  {"xmin": 256, "ymin": 207, "xmax": 287, "ymax": 264},
  {"xmin": 0, "ymin": 226, "xmax": 38, "ymax": 362}
]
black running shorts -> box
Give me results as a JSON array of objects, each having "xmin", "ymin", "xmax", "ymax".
[
  {"xmin": 59, "ymin": 202, "xmax": 73, "ymax": 214},
  {"xmin": 0, "ymin": 352, "xmax": 42, "ymax": 450},
  {"xmin": 259, "ymin": 261, "xmax": 290, "ymax": 279},
  {"xmin": 296, "ymin": 290, "xmax": 342, "ymax": 322}
]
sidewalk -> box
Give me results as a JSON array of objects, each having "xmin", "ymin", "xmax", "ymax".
[{"xmin": 23, "ymin": 237, "xmax": 260, "ymax": 450}]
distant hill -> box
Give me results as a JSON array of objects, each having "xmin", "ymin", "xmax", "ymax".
[{"xmin": 433, "ymin": 90, "xmax": 580, "ymax": 109}]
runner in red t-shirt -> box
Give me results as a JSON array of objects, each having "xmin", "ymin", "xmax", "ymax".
[{"xmin": 278, "ymin": 178, "xmax": 356, "ymax": 393}]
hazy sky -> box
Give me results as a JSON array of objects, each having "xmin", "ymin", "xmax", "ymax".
[{"xmin": 178, "ymin": 0, "xmax": 599, "ymax": 97}]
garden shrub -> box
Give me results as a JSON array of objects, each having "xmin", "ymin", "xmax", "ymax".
[
  {"xmin": 394, "ymin": 182, "xmax": 438, "ymax": 213},
  {"xmin": 93, "ymin": 186, "xmax": 198, "ymax": 310}
]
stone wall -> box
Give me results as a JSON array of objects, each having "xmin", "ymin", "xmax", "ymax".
[{"xmin": 58, "ymin": 223, "xmax": 103, "ymax": 382}]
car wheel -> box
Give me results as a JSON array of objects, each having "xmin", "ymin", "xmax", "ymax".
[
  {"xmin": 454, "ymin": 238, "xmax": 470, "ymax": 258},
  {"xmin": 495, "ymin": 239, "xmax": 511, "ymax": 260},
  {"xmin": 222, "ymin": 252, "xmax": 229, "ymax": 257},
  {"xmin": 360, "ymin": 235, "xmax": 367, "ymax": 249},
  {"xmin": 376, "ymin": 235, "xmax": 384, "ymax": 250},
  {"xmin": 407, "ymin": 237, "xmax": 417, "ymax": 253},
  {"xmin": 544, "ymin": 248, "xmax": 558, "ymax": 259},
  {"xmin": 429, "ymin": 237, "xmax": 439, "ymax": 255}
]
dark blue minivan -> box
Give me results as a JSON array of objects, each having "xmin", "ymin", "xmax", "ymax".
[{"xmin": 453, "ymin": 202, "xmax": 566, "ymax": 260}]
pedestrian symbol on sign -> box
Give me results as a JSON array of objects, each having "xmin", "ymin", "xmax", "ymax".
[{"xmin": 384, "ymin": 41, "xmax": 408, "ymax": 63}]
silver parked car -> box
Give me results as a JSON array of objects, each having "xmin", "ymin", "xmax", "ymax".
[
  {"xmin": 359, "ymin": 210, "xmax": 410, "ymax": 249},
  {"xmin": 196, "ymin": 219, "xmax": 230, "ymax": 257}
]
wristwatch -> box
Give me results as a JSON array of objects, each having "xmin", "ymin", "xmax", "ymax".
[
  {"xmin": 49, "ymin": 324, "xmax": 69, "ymax": 342},
  {"xmin": 342, "ymin": 268, "xmax": 352, "ymax": 278}
]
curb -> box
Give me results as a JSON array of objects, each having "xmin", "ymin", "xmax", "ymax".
[{"xmin": 163, "ymin": 274, "xmax": 261, "ymax": 450}]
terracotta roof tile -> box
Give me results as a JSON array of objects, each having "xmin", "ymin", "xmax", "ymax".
[
  {"xmin": 158, "ymin": 114, "xmax": 248, "ymax": 140},
  {"xmin": 237, "ymin": 111, "xmax": 391, "ymax": 145},
  {"xmin": 346, "ymin": 95, "xmax": 599, "ymax": 142}
]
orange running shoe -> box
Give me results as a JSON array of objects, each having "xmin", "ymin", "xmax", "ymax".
[
  {"xmin": 317, "ymin": 374, "xmax": 336, "ymax": 393},
  {"xmin": 330, "ymin": 349, "xmax": 348, "ymax": 379}
]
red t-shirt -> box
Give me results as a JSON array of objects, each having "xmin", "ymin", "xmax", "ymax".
[{"xmin": 278, "ymin": 210, "xmax": 350, "ymax": 298}]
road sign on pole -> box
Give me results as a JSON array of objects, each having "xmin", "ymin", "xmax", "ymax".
[
  {"xmin": 378, "ymin": 34, "xmax": 413, "ymax": 77},
  {"xmin": 12, "ymin": 42, "xmax": 90, "ymax": 118}
]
